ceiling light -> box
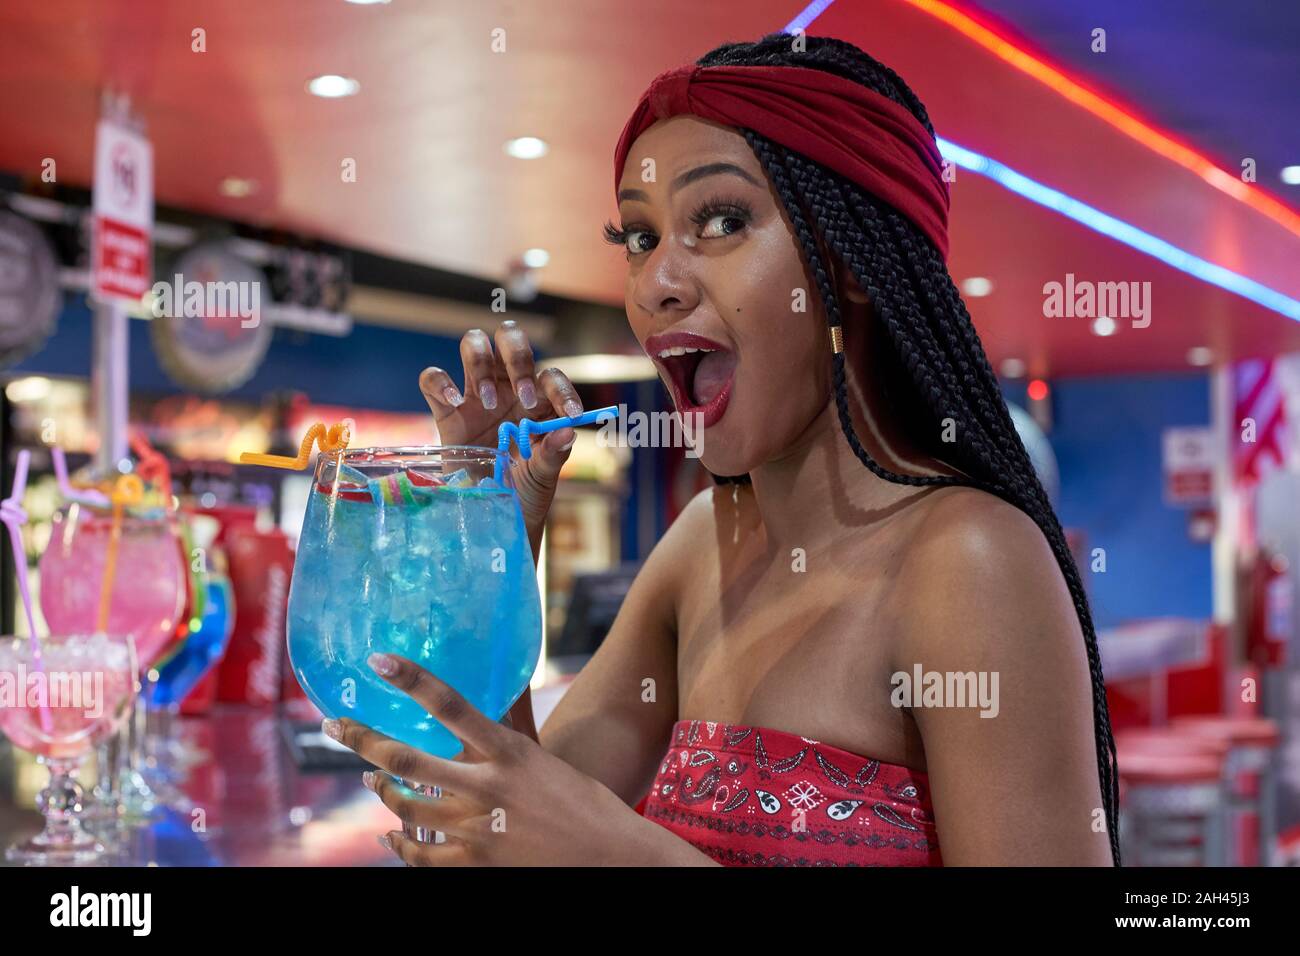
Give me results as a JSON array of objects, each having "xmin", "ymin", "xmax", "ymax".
[
  {"xmin": 219, "ymin": 177, "xmax": 257, "ymax": 197},
  {"xmin": 1000, "ymin": 357, "xmax": 1026, "ymax": 378},
  {"xmin": 522, "ymin": 248, "xmax": 549, "ymax": 268},
  {"xmin": 504, "ymin": 137, "xmax": 549, "ymax": 160},
  {"xmin": 1091, "ymin": 315, "xmax": 1118, "ymax": 336},
  {"xmin": 1281, "ymin": 166, "xmax": 1300, "ymax": 185},
  {"xmin": 961, "ymin": 276, "xmax": 993, "ymax": 297},
  {"xmin": 5, "ymin": 376, "xmax": 51, "ymax": 403},
  {"xmin": 1187, "ymin": 346, "xmax": 1214, "ymax": 366},
  {"xmin": 307, "ymin": 75, "xmax": 360, "ymax": 98},
  {"xmin": 344, "ymin": 0, "xmax": 391, "ymax": 5}
]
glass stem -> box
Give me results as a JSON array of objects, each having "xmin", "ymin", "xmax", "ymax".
[{"xmin": 36, "ymin": 756, "xmax": 91, "ymax": 847}]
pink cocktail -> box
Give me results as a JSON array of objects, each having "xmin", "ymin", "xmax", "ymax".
[
  {"xmin": 0, "ymin": 632, "xmax": 135, "ymax": 864},
  {"xmin": 39, "ymin": 508, "xmax": 186, "ymax": 672}
]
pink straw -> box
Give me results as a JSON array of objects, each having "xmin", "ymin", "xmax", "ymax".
[
  {"xmin": 51, "ymin": 446, "xmax": 111, "ymax": 508},
  {"xmin": 2, "ymin": 450, "xmax": 52, "ymax": 733}
]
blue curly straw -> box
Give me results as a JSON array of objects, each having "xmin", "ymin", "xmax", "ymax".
[{"xmin": 495, "ymin": 405, "xmax": 620, "ymax": 484}]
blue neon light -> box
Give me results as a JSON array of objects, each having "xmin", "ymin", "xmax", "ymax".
[
  {"xmin": 783, "ymin": 0, "xmax": 837, "ymax": 34},
  {"xmin": 937, "ymin": 137, "xmax": 1300, "ymax": 322}
]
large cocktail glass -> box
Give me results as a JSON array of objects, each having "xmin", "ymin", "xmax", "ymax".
[
  {"xmin": 38, "ymin": 505, "xmax": 187, "ymax": 819},
  {"xmin": 287, "ymin": 447, "xmax": 543, "ymax": 764}
]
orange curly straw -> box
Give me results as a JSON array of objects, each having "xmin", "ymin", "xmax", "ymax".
[
  {"xmin": 239, "ymin": 421, "xmax": 351, "ymax": 470},
  {"xmin": 96, "ymin": 474, "xmax": 145, "ymax": 634}
]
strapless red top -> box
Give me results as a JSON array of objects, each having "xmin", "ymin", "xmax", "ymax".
[{"xmin": 637, "ymin": 719, "xmax": 942, "ymax": 866}]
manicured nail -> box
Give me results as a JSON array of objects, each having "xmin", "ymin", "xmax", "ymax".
[
  {"xmin": 368, "ymin": 652, "xmax": 398, "ymax": 677},
  {"xmin": 362, "ymin": 770, "xmax": 376, "ymax": 791},
  {"xmin": 479, "ymin": 380, "xmax": 497, "ymax": 409},
  {"xmin": 555, "ymin": 427, "xmax": 576, "ymax": 452},
  {"xmin": 443, "ymin": 386, "xmax": 464, "ymax": 407},
  {"xmin": 322, "ymin": 718, "xmax": 342, "ymax": 741},
  {"xmin": 517, "ymin": 379, "xmax": 537, "ymax": 409},
  {"xmin": 563, "ymin": 399, "xmax": 583, "ymax": 419},
  {"xmin": 377, "ymin": 833, "xmax": 393, "ymax": 850}
]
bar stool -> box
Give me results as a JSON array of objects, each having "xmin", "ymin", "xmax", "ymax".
[
  {"xmin": 1171, "ymin": 716, "xmax": 1281, "ymax": 865},
  {"xmin": 1116, "ymin": 730, "xmax": 1229, "ymax": 867}
]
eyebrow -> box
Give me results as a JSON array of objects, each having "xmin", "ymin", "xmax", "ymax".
[{"xmin": 617, "ymin": 162, "xmax": 762, "ymax": 204}]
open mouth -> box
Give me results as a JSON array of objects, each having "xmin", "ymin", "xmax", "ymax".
[{"xmin": 648, "ymin": 334, "xmax": 738, "ymax": 427}]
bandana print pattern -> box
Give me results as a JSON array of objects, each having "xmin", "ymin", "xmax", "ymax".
[{"xmin": 637, "ymin": 720, "xmax": 942, "ymax": 867}]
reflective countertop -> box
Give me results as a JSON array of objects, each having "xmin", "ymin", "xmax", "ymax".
[{"xmin": 0, "ymin": 705, "xmax": 401, "ymax": 867}]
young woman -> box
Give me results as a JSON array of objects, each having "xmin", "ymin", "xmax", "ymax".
[{"xmin": 325, "ymin": 33, "xmax": 1119, "ymax": 867}]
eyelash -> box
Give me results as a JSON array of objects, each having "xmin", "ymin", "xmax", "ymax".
[{"xmin": 602, "ymin": 196, "xmax": 754, "ymax": 257}]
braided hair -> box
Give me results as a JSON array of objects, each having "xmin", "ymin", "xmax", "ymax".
[{"xmin": 694, "ymin": 33, "xmax": 1121, "ymax": 864}]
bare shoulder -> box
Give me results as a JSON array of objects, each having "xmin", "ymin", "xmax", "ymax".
[{"xmin": 886, "ymin": 484, "xmax": 1084, "ymax": 663}]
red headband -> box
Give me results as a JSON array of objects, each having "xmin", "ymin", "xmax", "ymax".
[{"xmin": 613, "ymin": 63, "xmax": 950, "ymax": 258}]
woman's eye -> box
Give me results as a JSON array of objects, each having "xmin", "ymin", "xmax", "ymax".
[
  {"xmin": 698, "ymin": 214, "xmax": 746, "ymax": 240},
  {"xmin": 626, "ymin": 230, "xmax": 658, "ymax": 256}
]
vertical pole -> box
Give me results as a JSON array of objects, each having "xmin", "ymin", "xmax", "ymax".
[
  {"xmin": 92, "ymin": 299, "xmax": 129, "ymax": 473},
  {"xmin": 91, "ymin": 89, "xmax": 141, "ymax": 476},
  {"xmin": 1211, "ymin": 367, "xmax": 1238, "ymax": 628}
]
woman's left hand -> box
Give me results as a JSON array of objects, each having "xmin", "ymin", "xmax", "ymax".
[{"xmin": 323, "ymin": 652, "xmax": 711, "ymax": 866}]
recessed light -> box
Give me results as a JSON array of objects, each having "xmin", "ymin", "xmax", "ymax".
[
  {"xmin": 504, "ymin": 137, "xmax": 549, "ymax": 160},
  {"xmin": 1280, "ymin": 166, "xmax": 1300, "ymax": 185},
  {"xmin": 307, "ymin": 75, "xmax": 360, "ymax": 98},
  {"xmin": 522, "ymin": 248, "xmax": 549, "ymax": 268},
  {"xmin": 344, "ymin": 0, "xmax": 390, "ymax": 5},
  {"xmin": 1091, "ymin": 315, "xmax": 1118, "ymax": 336},
  {"xmin": 5, "ymin": 376, "xmax": 51, "ymax": 403},
  {"xmin": 1187, "ymin": 346, "xmax": 1214, "ymax": 366},
  {"xmin": 961, "ymin": 276, "xmax": 993, "ymax": 297},
  {"xmin": 1000, "ymin": 357, "xmax": 1026, "ymax": 378},
  {"xmin": 219, "ymin": 177, "xmax": 257, "ymax": 198}
]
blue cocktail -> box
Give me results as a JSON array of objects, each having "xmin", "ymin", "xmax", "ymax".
[{"xmin": 286, "ymin": 447, "xmax": 542, "ymax": 758}]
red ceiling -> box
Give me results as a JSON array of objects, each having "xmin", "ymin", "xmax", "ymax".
[{"xmin": 1, "ymin": 0, "xmax": 1297, "ymax": 377}]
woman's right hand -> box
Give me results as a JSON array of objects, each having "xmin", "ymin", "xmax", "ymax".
[{"xmin": 418, "ymin": 321, "xmax": 583, "ymax": 552}]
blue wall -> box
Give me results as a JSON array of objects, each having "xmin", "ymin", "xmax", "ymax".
[
  {"xmin": 1006, "ymin": 374, "xmax": 1214, "ymax": 630},
  {"xmin": 12, "ymin": 293, "xmax": 654, "ymax": 563},
  {"xmin": 14, "ymin": 294, "xmax": 463, "ymax": 413}
]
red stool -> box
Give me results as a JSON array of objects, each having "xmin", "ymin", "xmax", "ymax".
[
  {"xmin": 1171, "ymin": 717, "xmax": 1281, "ymax": 865},
  {"xmin": 1116, "ymin": 731, "xmax": 1228, "ymax": 867}
]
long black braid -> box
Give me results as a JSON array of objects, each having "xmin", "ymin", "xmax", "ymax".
[{"xmin": 695, "ymin": 33, "xmax": 1121, "ymax": 864}]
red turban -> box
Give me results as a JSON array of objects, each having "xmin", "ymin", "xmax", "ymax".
[{"xmin": 613, "ymin": 64, "xmax": 950, "ymax": 258}]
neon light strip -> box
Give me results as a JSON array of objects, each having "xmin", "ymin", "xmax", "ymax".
[
  {"xmin": 938, "ymin": 137, "xmax": 1300, "ymax": 322},
  {"xmin": 903, "ymin": 0, "xmax": 1300, "ymax": 239},
  {"xmin": 783, "ymin": 0, "xmax": 837, "ymax": 33}
]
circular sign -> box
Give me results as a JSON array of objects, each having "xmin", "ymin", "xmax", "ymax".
[
  {"xmin": 151, "ymin": 241, "xmax": 272, "ymax": 393},
  {"xmin": 0, "ymin": 210, "xmax": 60, "ymax": 367}
]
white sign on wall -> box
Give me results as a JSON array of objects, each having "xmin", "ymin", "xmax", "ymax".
[
  {"xmin": 1163, "ymin": 426, "xmax": 1215, "ymax": 507},
  {"xmin": 92, "ymin": 118, "xmax": 153, "ymax": 303}
]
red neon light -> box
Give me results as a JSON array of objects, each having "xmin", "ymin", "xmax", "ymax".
[{"xmin": 902, "ymin": 0, "xmax": 1300, "ymax": 239}]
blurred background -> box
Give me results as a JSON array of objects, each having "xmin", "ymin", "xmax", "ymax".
[{"xmin": 0, "ymin": 0, "xmax": 1297, "ymax": 866}]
